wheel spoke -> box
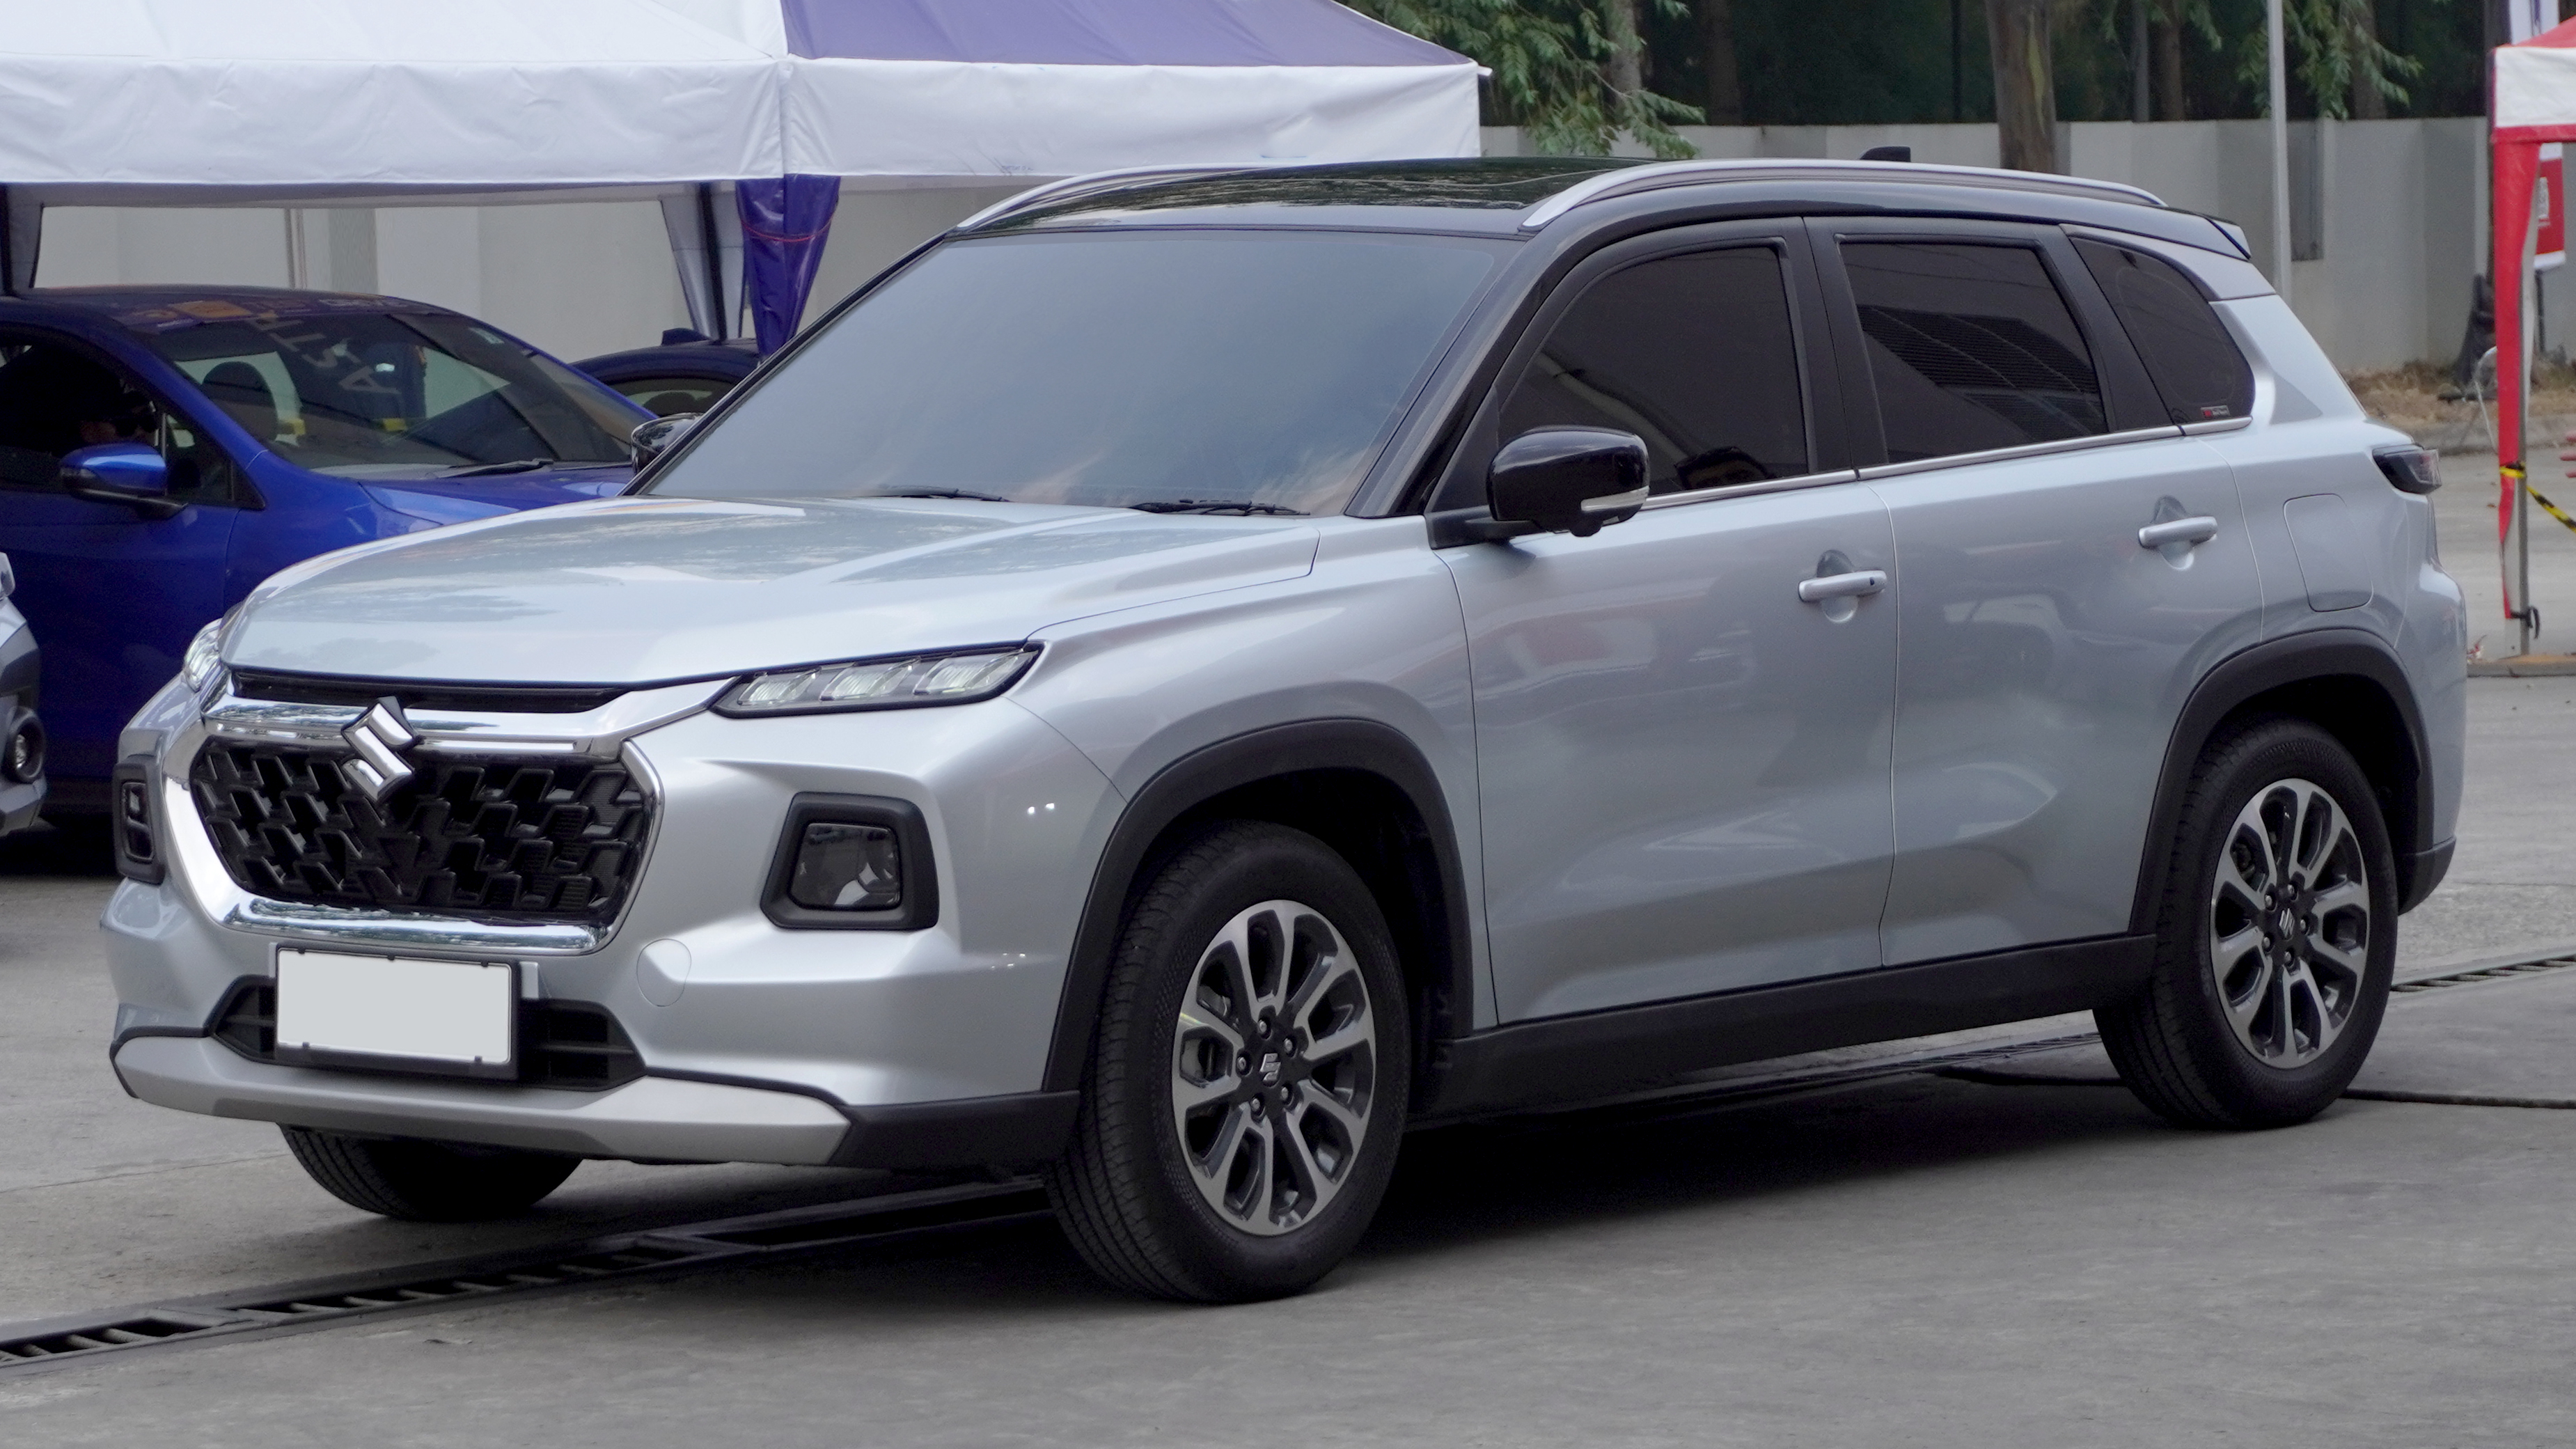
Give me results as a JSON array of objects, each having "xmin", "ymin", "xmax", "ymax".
[
  {"xmin": 1284, "ymin": 944, "xmax": 1360, "ymax": 1033},
  {"xmin": 2311, "ymin": 878, "xmax": 2366, "ymax": 916},
  {"xmin": 1304, "ymin": 1008, "xmax": 1375, "ymax": 1068},
  {"xmin": 1294, "ymin": 1085, "xmax": 1367, "ymax": 1141},
  {"xmin": 1275, "ymin": 1111, "xmax": 1332, "ymax": 1218},
  {"xmin": 1171, "ymin": 1070, "xmax": 1235, "ymax": 1115},
  {"xmin": 2303, "ymin": 929, "xmax": 2367, "ymax": 984},
  {"xmin": 2222, "ymin": 953, "xmax": 2275, "ymax": 1031}
]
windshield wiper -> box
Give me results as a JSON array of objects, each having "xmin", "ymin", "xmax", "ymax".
[
  {"xmin": 440, "ymin": 458, "xmax": 550, "ymax": 478},
  {"xmin": 865, "ymin": 489, "xmax": 1013, "ymax": 502},
  {"xmin": 1129, "ymin": 500, "xmax": 1306, "ymax": 516}
]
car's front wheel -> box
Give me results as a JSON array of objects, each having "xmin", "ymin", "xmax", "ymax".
[
  {"xmin": 2099, "ymin": 719, "xmax": 2397, "ymax": 1128},
  {"xmin": 1046, "ymin": 821, "xmax": 1409, "ymax": 1302},
  {"xmin": 281, "ymin": 1127, "xmax": 579, "ymax": 1221}
]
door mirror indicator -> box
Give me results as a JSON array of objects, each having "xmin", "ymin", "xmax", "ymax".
[
  {"xmin": 61, "ymin": 443, "xmax": 181, "ymax": 519},
  {"xmin": 1484, "ymin": 426, "xmax": 1649, "ymax": 540},
  {"xmin": 631, "ymin": 412, "xmax": 701, "ymax": 466}
]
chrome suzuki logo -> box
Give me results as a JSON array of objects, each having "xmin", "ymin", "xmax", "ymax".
[{"xmin": 339, "ymin": 698, "xmax": 418, "ymax": 804}]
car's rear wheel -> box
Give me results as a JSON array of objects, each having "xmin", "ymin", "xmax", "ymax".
[
  {"xmin": 2099, "ymin": 719, "xmax": 2397, "ymax": 1128},
  {"xmin": 1046, "ymin": 821, "xmax": 1408, "ymax": 1303},
  {"xmin": 281, "ymin": 1127, "xmax": 579, "ymax": 1221}
]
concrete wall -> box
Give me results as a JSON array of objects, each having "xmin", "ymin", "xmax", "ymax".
[{"xmin": 19, "ymin": 120, "xmax": 2515, "ymax": 373}]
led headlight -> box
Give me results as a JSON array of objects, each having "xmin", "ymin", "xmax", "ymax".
[{"xmin": 715, "ymin": 645, "xmax": 1037, "ymax": 717}]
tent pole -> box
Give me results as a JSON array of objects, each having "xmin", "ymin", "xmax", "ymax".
[{"xmin": 696, "ymin": 183, "xmax": 728, "ymax": 341}]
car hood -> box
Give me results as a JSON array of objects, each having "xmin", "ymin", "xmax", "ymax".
[
  {"xmin": 227, "ymin": 495, "xmax": 1320, "ymax": 684},
  {"xmin": 360, "ymin": 467, "xmax": 633, "ymax": 526}
]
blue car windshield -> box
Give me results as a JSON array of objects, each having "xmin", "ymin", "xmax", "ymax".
[
  {"xmin": 649, "ymin": 230, "xmax": 1506, "ymax": 515},
  {"xmin": 129, "ymin": 308, "xmax": 638, "ymax": 478}
]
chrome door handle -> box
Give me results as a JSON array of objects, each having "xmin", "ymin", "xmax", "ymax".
[
  {"xmin": 1797, "ymin": 570, "xmax": 1887, "ymax": 603},
  {"xmin": 2137, "ymin": 516, "xmax": 2220, "ymax": 549}
]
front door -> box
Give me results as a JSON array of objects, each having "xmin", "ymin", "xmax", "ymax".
[
  {"xmin": 1812, "ymin": 221, "xmax": 2268, "ymax": 964},
  {"xmin": 1439, "ymin": 225, "xmax": 1900, "ymax": 1022},
  {"xmin": 0, "ymin": 333, "xmax": 246, "ymax": 786}
]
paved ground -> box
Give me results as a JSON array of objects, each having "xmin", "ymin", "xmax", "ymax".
[
  {"xmin": 2, "ymin": 533, "xmax": 2569, "ymax": 1442},
  {"xmin": 2437, "ymin": 448, "xmax": 2576, "ymax": 661}
]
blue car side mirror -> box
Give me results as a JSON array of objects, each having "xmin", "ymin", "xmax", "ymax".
[{"xmin": 61, "ymin": 443, "xmax": 182, "ymax": 519}]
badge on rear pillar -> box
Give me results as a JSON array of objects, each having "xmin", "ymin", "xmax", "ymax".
[{"xmin": 340, "ymin": 698, "xmax": 418, "ymax": 804}]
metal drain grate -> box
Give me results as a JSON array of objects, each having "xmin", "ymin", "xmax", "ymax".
[
  {"xmin": 0, "ymin": 1181, "xmax": 1046, "ymax": 1377},
  {"xmin": 2393, "ymin": 956, "xmax": 2576, "ymax": 993}
]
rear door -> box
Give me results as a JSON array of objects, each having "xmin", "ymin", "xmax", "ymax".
[
  {"xmin": 1813, "ymin": 219, "xmax": 2266, "ymax": 964},
  {"xmin": 1440, "ymin": 221, "xmax": 1900, "ymax": 1021}
]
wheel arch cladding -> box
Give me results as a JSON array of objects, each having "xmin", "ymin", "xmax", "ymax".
[
  {"xmin": 2133, "ymin": 628, "xmax": 2434, "ymax": 931},
  {"xmin": 1042, "ymin": 720, "xmax": 1472, "ymax": 1109}
]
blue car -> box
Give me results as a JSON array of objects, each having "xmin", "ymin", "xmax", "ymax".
[{"xmin": 0, "ymin": 287, "xmax": 650, "ymax": 810}]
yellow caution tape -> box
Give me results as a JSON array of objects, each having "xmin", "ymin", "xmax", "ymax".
[{"xmin": 2531, "ymin": 482, "xmax": 2576, "ymax": 536}]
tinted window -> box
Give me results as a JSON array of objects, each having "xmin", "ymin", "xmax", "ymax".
[
  {"xmin": 2073, "ymin": 238, "xmax": 2254, "ymax": 425},
  {"xmin": 1841, "ymin": 242, "xmax": 2105, "ymax": 463},
  {"xmin": 1500, "ymin": 246, "xmax": 1806, "ymax": 493},
  {"xmin": 653, "ymin": 231, "xmax": 1504, "ymax": 515},
  {"xmin": 0, "ymin": 338, "xmax": 244, "ymax": 506}
]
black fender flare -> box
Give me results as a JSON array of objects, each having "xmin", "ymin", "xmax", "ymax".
[
  {"xmin": 1039, "ymin": 719, "xmax": 1476, "ymax": 1097},
  {"xmin": 2130, "ymin": 627, "xmax": 2439, "ymax": 930}
]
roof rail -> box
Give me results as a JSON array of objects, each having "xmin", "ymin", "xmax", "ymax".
[
  {"xmin": 952, "ymin": 164, "xmax": 1264, "ymax": 233},
  {"xmin": 1519, "ymin": 158, "xmax": 2167, "ymax": 230}
]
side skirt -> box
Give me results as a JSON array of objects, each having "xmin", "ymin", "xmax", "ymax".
[{"xmin": 1419, "ymin": 935, "xmax": 2154, "ymax": 1120}]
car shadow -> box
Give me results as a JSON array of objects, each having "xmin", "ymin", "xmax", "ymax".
[
  {"xmin": 643, "ymin": 1072, "xmax": 2173, "ymax": 1318},
  {"xmin": 0, "ymin": 816, "xmax": 114, "ymax": 878}
]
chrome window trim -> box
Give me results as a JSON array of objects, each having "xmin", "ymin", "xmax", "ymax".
[
  {"xmin": 2181, "ymin": 416, "xmax": 2254, "ymax": 436},
  {"xmin": 1519, "ymin": 159, "xmax": 2167, "ymax": 232},
  {"xmin": 1636, "ymin": 468, "xmax": 1862, "ymax": 512},
  {"xmin": 1853, "ymin": 425, "xmax": 2184, "ymax": 483}
]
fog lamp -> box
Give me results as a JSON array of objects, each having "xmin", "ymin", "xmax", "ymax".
[{"xmin": 788, "ymin": 822, "xmax": 902, "ymax": 911}]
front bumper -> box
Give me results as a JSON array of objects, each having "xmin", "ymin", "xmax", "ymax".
[{"xmin": 104, "ymin": 687, "xmax": 1120, "ymax": 1168}]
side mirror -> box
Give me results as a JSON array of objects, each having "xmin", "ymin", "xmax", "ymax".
[
  {"xmin": 632, "ymin": 412, "xmax": 701, "ymax": 467},
  {"xmin": 1486, "ymin": 426, "xmax": 1649, "ymax": 539},
  {"xmin": 61, "ymin": 443, "xmax": 181, "ymax": 519}
]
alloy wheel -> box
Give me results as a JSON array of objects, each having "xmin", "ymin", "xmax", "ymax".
[
  {"xmin": 1168, "ymin": 898, "xmax": 1378, "ymax": 1236},
  {"xmin": 2207, "ymin": 778, "xmax": 2373, "ymax": 1070}
]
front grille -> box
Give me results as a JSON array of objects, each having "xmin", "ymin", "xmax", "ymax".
[
  {"xmin": 189, "ymin": 744, "xmax": 650, "ymax": 921},
  {"xmin": 212, "ymin": 979, "xmax": 645, "ymax": 1090}
]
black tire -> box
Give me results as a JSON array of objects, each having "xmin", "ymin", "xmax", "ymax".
[
  {"xmin": 2099, "ymin": 719, "xmax": 2398, "ymax": 1129},
  {"xmin": 1046, "ymin": 821, "xmax": 1411, "ymax": 1303},
  {"xmin": 281, "ymin": 1127, "xmax": 579, "ymax": 1221}
]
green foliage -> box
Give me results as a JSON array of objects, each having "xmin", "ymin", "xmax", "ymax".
[
  {"xmin": 2231, "ymin": 0, "xmax": 2425, "ymax": 117},
  {"xmin": 1346, "ymin": 1, "xmax": 1706, "ymax": 156}
]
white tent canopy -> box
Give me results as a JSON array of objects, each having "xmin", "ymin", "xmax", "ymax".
[
  {"xmin": 0, "ymin": 0, "xmax": 783, "ymax": 189},
  {"xmin": 0, "ymin": 0, "xmax": 1481, "ymax": 336}
]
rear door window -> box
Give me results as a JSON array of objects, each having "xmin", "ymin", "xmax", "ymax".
[
  {"xmin": 1839, "ymin": 242, "xmax": 2106, "ymax": 463},
  {"xmin": 2072, "ymin": 238, "xmax": 2256, "ymax": 425},
  {"xmin": 1499, "ymin": 244, "xmax": 1808, "ymax": 494}
]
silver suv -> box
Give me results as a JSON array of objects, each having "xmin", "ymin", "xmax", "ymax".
[{"xmin": 103, "ymin": 159, "xmax": 2465, "ymax": 1302}]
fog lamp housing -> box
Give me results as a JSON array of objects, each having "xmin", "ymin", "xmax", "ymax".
[{"xmin": 762, "ymin": 794, "xmax": 936, "ymax": 930}]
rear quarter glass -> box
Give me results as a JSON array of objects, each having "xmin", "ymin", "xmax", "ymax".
[{"xmin": 2073, "ymin": 237, "xmax": 2256, "ymax": 425}]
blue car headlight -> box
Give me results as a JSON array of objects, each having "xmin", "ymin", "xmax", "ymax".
[{"xmin": 712, "ymin": 645, "xmax": 1037, "ymax": 717}]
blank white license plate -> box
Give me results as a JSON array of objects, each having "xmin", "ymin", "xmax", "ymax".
[{"xmin": 274, "ymin": 950, "xmax": 517, "ymax": 1076}]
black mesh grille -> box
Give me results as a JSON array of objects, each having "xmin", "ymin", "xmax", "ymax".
[
  {"xmin": 210, "ymin": 979, "xmax": 645, "ymax": 1091},
  {"xmin": 189, "ymin": 744, "xmax": 650, "ymax": 921}
]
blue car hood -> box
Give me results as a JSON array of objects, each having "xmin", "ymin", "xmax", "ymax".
[
  {"xmin": 361, "ymin": 467, "xmax": 632, "ymax": 526},
  {"xmin": 226, "ymin": 495, "xmax": 1320, "ymax": 684}
]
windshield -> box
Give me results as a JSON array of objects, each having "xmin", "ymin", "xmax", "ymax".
[
  {"xmin": 648, "ymin": 230, "xmax": 1505, "ymax": 515},
  {"xmin": 132, "ymin": 308, "xmax": 639, "ymax": 478}
]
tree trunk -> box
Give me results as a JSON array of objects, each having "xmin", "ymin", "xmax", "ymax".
[
  {"xmin": 2350, "ymin": 1, "xmax": 2387, "ymax": 120},
  {"xmin": 2153, "ymin": 9, "xmax": 2184, "ymax": 121},
  {"xmin": 1605, "ymin": 0, "xmax": 1644, "ymax": 108},
  {"xmin": 1699, "ymin": 0, "xmax": 1745, "ymax": 125},
  {"xmin": 1986, "ymin": 0, "xmax": 2057, "ymax": 173}
]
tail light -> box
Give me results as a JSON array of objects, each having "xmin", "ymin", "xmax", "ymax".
[{"xmin": 2373, "ymin": 446, "xmax": 2440, "ymax": 494}]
